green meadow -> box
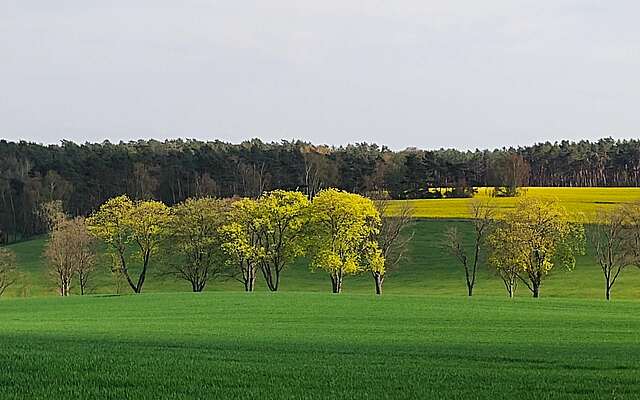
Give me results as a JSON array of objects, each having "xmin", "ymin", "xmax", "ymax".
[
  {"xmin": 1, "ymin": 293, "xmax": 639, "ymax": 399},
  {"xmin": 3, "ymin": 187, "xmax": 640, "ymax": 398}
]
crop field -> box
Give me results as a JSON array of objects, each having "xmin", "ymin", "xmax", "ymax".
[
  {"xmin": 1, "ymin": 292, "xmax": 639, "ymax": 399},
  {"xmin": 389, "ymin": 187, "xmax": 640, "ymax": 222},
  {"xmin": 4, "ymin": 187, "xmax": 640, "ymax": 399}
]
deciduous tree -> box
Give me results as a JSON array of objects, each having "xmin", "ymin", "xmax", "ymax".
[
  {"xmin": 0, "ymin": 247, "xmax": 17, "ymax": 296},
  {"xmin": 254, "ymin": 190, "xmax": 310, "ymax": 291},
  {"xmin": 371, "ymin": 198, "xmax": 414, "ymax": 295},
  {"xmin": 44, "ymin": 217, "xmax": 96, "ymax": 296},
  {"xmin": 444, "ymin": 199, "xmax": 495, "ymax": 296},
  {"xmin": 488, "ymin": 198, "xmax": 585, "ymax": 298},
  {"xmin": 87, "ymin": 195, "xmax": 169, "ymax": 293},
  {"xmin": 220, "ymin": 199, "xmax": 264, "ymax": 292},
  {"xmin": 590, "ymin": 205, "xmax": 637, "ymax": 300},
  {"xmin": 310, "ymin": 189, "xmax": 382, "ymax": 293},
  {"xmin": 165, "ymin": 197, "xmax": 231, "ymax": 292}
]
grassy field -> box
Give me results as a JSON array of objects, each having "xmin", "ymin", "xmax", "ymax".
[
  {"xmin": 389, "ymin": 187, "xmax": 640, "ymax": 221},
  {"xmin": 0, "ymin": 292, "xmax": 639, "ymax": 399},
  {"xmin": 3, "ymin": 187, "xmax": 640, "ymax": 398}
]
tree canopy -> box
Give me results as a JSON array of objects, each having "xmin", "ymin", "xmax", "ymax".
[
  {"xmin": 310, "ymin": 189, "xmax": 383, "ymax": 293},
  {"xmin": 488, "ymin": 198, "xmax": 585, "ymax": 298}
]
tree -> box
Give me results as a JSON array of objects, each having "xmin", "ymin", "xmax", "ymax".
[
  {"xmin": 443, "ymin": 199, "xmax": 495, "ymax": 296},
  {"xmin": 310, "ymin": 189, "xmax": 382, "ymax": 293},
  {"xmin": 487, "ymin": 221, "xmax": 525, "ymax": 298},
  {"xmin": 589, "ymin": 205, "xmax": 637, "ymax": 300},
  {"xmin": 38, "ymin": 200, "xmax": 66, "ymax": 232},
  {"xmin": 165, "ymin": 197, "xmax": 231, "ymax": 292},
  {"xmin": 87, "ymin": 195, "xmax": 170, "ymax": 294},
  {"xmin": 254, "ymin": 190, "xmax": 310, "ymax": 291},
  {"xmin": 371, "ymin": 198, "xmax": 414, "ymax": 295},
  {"xmin": 72, "ymin": 217, "xmax": 96, "ymax": 295},
  {"xmin": 44, "ymin": 217, "xmax": 96, "ymax": 296},
  {"xmin": 220, "ymin": 198, "xmax": 264, "ymax": 292},
  {"xmin": 0, "ymin": 247, "xmax": 17, "ymax": 296},
  {"xmin": 491, "ymin": 152, "xmax": 530, "ymax": 197},
  {"xmin": 488, "ymin": 198, "xmax": 585, "ymax": 298}
]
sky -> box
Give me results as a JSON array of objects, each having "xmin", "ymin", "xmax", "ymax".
[{"xmin": 1, "ymin": 1, "xmax": 639, "ymax": 150}]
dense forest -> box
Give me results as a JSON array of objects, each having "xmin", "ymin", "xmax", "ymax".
[{"xmin": 2, "ymin": 137, "xmax": 640, "ymax": 242}]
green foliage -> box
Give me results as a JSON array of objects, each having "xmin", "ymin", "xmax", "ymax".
[
  {"xmin": 7, "ymin": 137, "xmax": 640, "ymax": 242},
  {"xmin": 86, "ymin": 195, "xmax": 170, "ymax": 293},
  {"xmin": 165, "ymin": 197, "xmax": 232, "ymax": 292},
  {"xmin": 218, "ymin": 198, "xmax": 265, "ymax": 291},
  {"xmin": 310, "ymin": 189, "xmax": 382, "ymax": 292},
  {"xmin": 488, "ymin": 198, "xmax": 586, "ymax": 297},
  {"xmin": 252, "ymin": 190, "xmax": 311, "ymax": 291}
]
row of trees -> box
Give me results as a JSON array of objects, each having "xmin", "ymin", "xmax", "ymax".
[
  {"xmin": 82, "ymin": 189, "xmax": 413, "ymax": 295},
  {"xmin": 4, "ymin": 137, "xmax": 640, "ymax": 243},
  {"xmin": 446, "ymin": 197, "xmax": 640, "ymax": 300},
  {"xmin": 2, "ymin": 190, "xmax": 640, "ymax": 300}
]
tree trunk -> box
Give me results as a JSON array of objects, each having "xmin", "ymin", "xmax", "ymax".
[
  {"xmin": 330, "ymin": 273, "xmax": 342, "ymax": 293},
  {"xmin": 274, "ymin": 269, "xmax": 280, "ymax": 292},
  {"xmin": 373, "ymin": 272, "xmax": 384, "ymax": 295},
  {"xmin": 532, "ymin": 282, "xmax": 540, "ymax": 298},
  {"xmin": 192, "ymin": 280, "xmax": 206, "ymax": 293},
  {"xmin": 119, "ymin": 253, "xmax": 139, "ymax": 294},
  {"xmin": 134, "ymin": 251, "xmax": 150, "ymax": 294},
  {"xmin": 244, "ymin": 268, "xmax": 256, "ymax": 292},
  {"xmin": 260, "ymin": 265, "xmax": 278, "ymax": 292},
  {"xmin": 606, "ymin": 281, "xmax": 611, "ymax": 301},
  {"xmin": 467, "ymin": 283, "xmax": 473, "ymax": 297}
]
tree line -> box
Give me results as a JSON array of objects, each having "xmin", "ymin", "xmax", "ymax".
[
  {"xmin": 3, "ymin": 137, "xmax": 640, "ymax": 242},
  {"xmin": 446, "ymin": 198, "xmax": 640, "ymax": 300},
  {"xmin": 25, "ymin": 190, "xmax": 413, "ymax": 296},
  {"xmin": 0, "ymin": 190, "xmax": 638, "ymax": 300}
]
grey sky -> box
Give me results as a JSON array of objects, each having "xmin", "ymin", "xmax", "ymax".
[{"xmin": 1, "ymin": 1, "xmax": 639, "ymax": 150}]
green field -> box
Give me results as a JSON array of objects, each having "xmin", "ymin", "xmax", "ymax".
[
  {"xmin": 1, "ymin": 292, "xmax": 639, "ymax": 399},
  {"xmin": 4, "ymin": 187, "xmax": 640, "ymax": 398},
  {"xmin": 389, "ymin": 187, "xmax": 640, "ymax": 222}
]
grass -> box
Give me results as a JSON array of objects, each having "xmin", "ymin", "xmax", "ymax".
[
  {"xmin": 0, "ymin": 292, "xmax": 639, "ymax": 399},
  {"xmin": 389, "ymin": 187, "xmax": 640, "ymax": 221},
  {"xmin": 4, "ymin": 187, "xmax": 640, "ymax": 398}
]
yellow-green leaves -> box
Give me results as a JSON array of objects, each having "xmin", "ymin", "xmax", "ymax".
[
  {"xmin": 86, "ymin": 195, "xmax": 170, "ymax": 293},
  {"xmin": 251, "ymin": 190, "xmax": 311, "ymax": 291},
  {"xmin": 487, "ymin": 197, "xmax": 585, "ymax": 297},
  {"xmin": 309, "ymin": 189, "xmax": 382, "ymax": 292},
  {"xmin": 86, "ymin": 195, "xmax": 134, "ymax": 251}
]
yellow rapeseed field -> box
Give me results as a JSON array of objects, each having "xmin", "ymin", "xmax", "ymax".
[{"xmin": 389, "ymin": 187, "xmax": 640, "ymax": 222}]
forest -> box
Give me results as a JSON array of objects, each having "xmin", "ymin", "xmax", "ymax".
[{"xmin": 2, "ymin": 137, "xmax": 640, "ymax": 242}]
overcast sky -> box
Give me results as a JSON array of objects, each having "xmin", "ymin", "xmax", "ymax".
[{"xmin": 1, "ymin": 1, "xmax": 639, "ymax": 150}]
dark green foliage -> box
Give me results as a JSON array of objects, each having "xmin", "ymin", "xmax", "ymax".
[{"xmin": 3, "ymin": 137, "xmax": 640, "ymax": 242}]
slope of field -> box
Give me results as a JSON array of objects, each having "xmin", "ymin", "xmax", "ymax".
[
  {"xmin": 0, "ymin": 292, "xmax": 638, "ymax": 399},
  {"xmin": 6, "ymin": 218, "xmax": 640, "ymax": 300},
  {"xmin": 389, "ymin": 187, "xmax": 640, "ymax": 221}
]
